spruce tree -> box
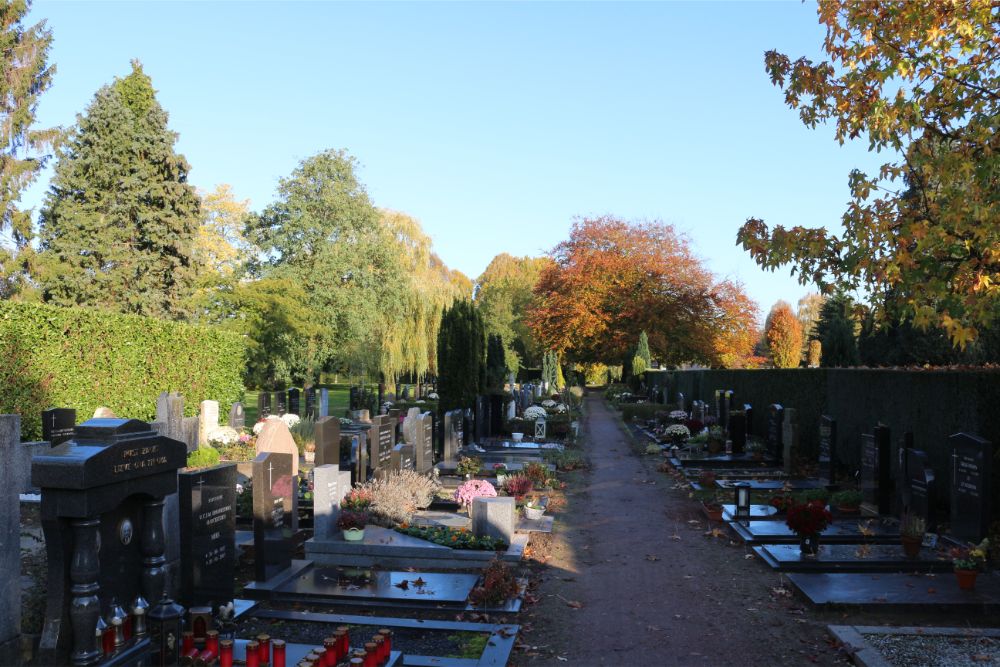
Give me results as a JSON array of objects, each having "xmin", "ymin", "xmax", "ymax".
[
  {"xmin": 486, "ymin": 333, "xmax": 507, "ymax": 394},
  {"xmin": 437, "ymin": 300, "xmax": 486, "ymax": 412},
  {"xmin": 814, "ymin": 293, "xmax": 859, "ymax": 368},
  {"xmin": 0, "ymin": 0, "xmax": 56, "ymax": 296},
  {"xmin": 36, "ymin": 61, "xmax": 199, "ymax": 319}
]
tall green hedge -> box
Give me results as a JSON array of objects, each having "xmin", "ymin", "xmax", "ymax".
[{"xmin": 1, "ymin": 302, "xmax": 246, "ymax": 441}]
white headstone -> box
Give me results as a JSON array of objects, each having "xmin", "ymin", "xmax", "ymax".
[{"xmin": 199, "ymin": 400, "xmax": 220, "ymax": 446}]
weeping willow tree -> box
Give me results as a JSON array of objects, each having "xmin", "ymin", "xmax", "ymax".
[{"xmin": 377, "ymin": 210, "xmax": 470, "ymax": 385}]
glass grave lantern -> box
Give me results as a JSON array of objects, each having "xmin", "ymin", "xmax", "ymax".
[
  {"xmin": 734, "ymin": 482, "xmax": 752, "ymax": 522},
  {"xmin": 148, "ymin": 594, "xmax": 185, "ymax": 666}
]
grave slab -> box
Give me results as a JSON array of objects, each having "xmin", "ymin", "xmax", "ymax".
[
  {"xmin": 720, "ymin": 504, "xmax": 778, "ymax": 521},
  {"xmin": 411, "ymin": 511, "xmax": 472, "ymax": 530},
  {"xmin": 730, "ymin": 519, "xmax": 900, "ymax": 545},
  {"xmin": 516, "ymin": 515, "xmax": 554, "ymax": 534},
  {"xmin": 753, "ymin": 543, "xmax": 951, "ymax": 573},
  {"xmin": 789, "ymin": 572, "xmax": 1000, "ymax": 611},
  {"xmin": 277, "ymin": 567, "xmax": 478, "ymax": 605},
  {"xmin": 716, "ymin": 479, "xmax": 826, "ymax": 491}
]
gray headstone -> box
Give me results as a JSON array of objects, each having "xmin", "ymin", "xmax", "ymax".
[
  {"xmin": 257, "ymin": 392, "xmax": 271, "ymax": 419},
  {"xmin": 472, "ymin": 496, "xmax": 515, "ymax": 544},
  {"xmin": 676, "ymin": 392, "xmax": 685, "ymax": 413},
  {"xmin": 304, "ymin": 388, "xmax": 316, "ymax": 420},
  {"xmin": 272, "ymin": 390, "xmax": 287, "ymax": 416},
  {"xmin": 766, "ymin": 404, "xmax": 784, "ymax": 463},
  {"xmin": 414, "ymin": 413, "xmax": 434, "ymax": 473},
  {"xmin": 371, "ymin": 414, "xmax": 395, "ymax": 478},
  {"xmin": 782, "ymin": 408, "xmax": 799, "ymax": 475},
  {"xmin": 318, "ymin": 389, "xmax": 329, "ymax": 418},
  {"xmin": 314, "ymin": 417, "xmax": 341, "ymax": 467},
  {"xmin": 819, "ymin": 416, "xmax": 837, "ymax": 483},
  {"xmin": 198, "ymin": 400, "xmax": 219, "ymax": 446},
  {"xmin": 0, "ymin": 416, "xmax": 20, "ymax": 662},
  {"xmin": 287, "ymin": 388, "xmax": 301, "ymax": 416},
  {"xmin": 228, "ymin": 402, "xmax": 245, "ymax": 430},
  {"xmin": 861, "ymin": 424, "xmax": 892, "ymax": 514},
  {"xmin": 391, "ymin": 444, "xmax": 415, "ymax": 472},
  {"xmin": 156, "ymin": 391, "xmax": 186, "ymax": 444},
  {"xmin": 183, "ymin": 416, "xmax": 199, "ymax": 453},
  {"xmin": 312, "ymin": 464, "xmax": 351, "ymax": 541}
]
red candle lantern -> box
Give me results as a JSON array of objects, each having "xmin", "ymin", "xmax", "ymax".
[
  {"xmin": 272, "ymin": 639, "xmax": 287, "ymax": 667},
  {"xmin": 219, "ymin": 639, "xmax": 234, "ymax": 667},
  {"xmin": 245, "ymin": 640, "xmax": 260, "ymax": 667}
]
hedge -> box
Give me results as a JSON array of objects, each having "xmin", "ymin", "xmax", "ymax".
[{"xmin": 1, "ymin": 301, "xmax": 246, "ymax": 441}]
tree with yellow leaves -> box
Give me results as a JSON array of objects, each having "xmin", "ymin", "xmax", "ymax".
[{"xmin": 738, "ymin": 0, "xmax": 999, "ymax": 349}]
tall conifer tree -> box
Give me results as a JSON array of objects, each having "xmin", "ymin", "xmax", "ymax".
[{"xmin": 36, "ymin": 61, "xmax": 199, "ymax": 318}]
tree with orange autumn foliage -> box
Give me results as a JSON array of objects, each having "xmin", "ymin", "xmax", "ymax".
[
  {"xmin": 528, "ymin": 216, "xmax": 759, "ymax": 367},
  {"xmin": 765, "ymin": 301, "xmax": 803, "ymax": 369}
]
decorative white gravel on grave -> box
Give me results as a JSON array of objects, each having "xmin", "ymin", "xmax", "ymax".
[{"xmin": 865, "ymin": 633, "xmax": 1000, "ymax": 667}]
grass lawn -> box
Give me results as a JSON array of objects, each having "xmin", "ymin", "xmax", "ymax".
[{"xmin": 243, "ymin": 384, "xmax": 352, "ymax": 423}]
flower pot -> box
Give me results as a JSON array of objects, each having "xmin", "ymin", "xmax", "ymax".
[
  {"xmin": 512, "ymin": 433, "xmax": 524, "ymax": 442},
  {"xmin": 901, "ymin": 535, "xmax": 922, "ymax": 558},
  {"xmin": 799, "ymin": 533, "xmax": 820, "ymax": 556},
  {"xmin": 524, "ymin": 506, "xmax": 546, "ymax": 521},
  {"xmin": 702, "ymin": 502, "xmax": 723, "ymax": 522},
  {"xmin": 342, "ymin": 528, "xmax": 365, "ymax": 542},
  {"xmin": 955, "ymin": 569, "xmax": 978, "ymax": 591}
]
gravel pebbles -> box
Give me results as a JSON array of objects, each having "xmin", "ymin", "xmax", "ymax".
[{"xmin": 865, "ymin": 633, "xmax": 1000, "ymax": 666}]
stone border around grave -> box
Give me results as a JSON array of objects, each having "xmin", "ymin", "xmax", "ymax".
[{"xmin": 827, "ymin": 625, "xmax": 1000, "ymax": 667}]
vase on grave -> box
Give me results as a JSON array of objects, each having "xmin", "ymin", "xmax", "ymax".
[
  {"xmin": 342, "ymin": 528, "xmax": 365, "ymax": 542},
  {"xmin": 955, "ymin": 569, "xmax": 978, "ymax": 591},
  {"xmin": 901, "ymin": 535, "xmax": 922, "ymax": 559},
  {"xmin": 799, "ymin": 533, "xmax": 820, "ymax": 556}
]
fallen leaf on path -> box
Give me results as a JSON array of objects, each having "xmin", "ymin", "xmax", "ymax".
[
  {"xmin": 554, "ymin": 594, "xmax": 584, "ymax": 609},
  {"xmin": 671, "ymin": 535, "xmax": 682, "ymax": 541},
  {"xmin": 646, "ymin": 554, "xmax": 660, "ymax": 561},
  {"xmin": 744, "ymin": 554, "xmax": 754, "ymax": 560}
]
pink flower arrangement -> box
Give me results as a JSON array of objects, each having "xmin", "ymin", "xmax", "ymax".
[{"xmin": 453, "ymin": 479, "xmax": 497, "ymax": 507}]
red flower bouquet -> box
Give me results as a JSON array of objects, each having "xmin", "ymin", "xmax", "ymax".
[{"xmin": 785, "ymin": 500, "xmax": 833, "ymax": 537}]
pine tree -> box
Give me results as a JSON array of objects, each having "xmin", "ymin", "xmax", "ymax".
[
  {"xmin": 437, "ymin": 300, "xmax": 486, "ymax": 412},
  {"xmin": 814, "ymin": 293, "xmax": 859, "ymax": 368},
  {"xmin": 486, "ymin": 333, "xmax": 507, "ymax": 394},
  {"xmin": 0, "ymin": 0, "xmax": 56, "ymax": 296},
  {"xmin": 35, "ymin": 61, "xmax": 199, "ymax": 319}
]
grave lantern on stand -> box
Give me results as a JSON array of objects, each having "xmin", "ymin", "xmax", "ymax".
[
  {"xmin": 148, "ymin": 595, "xmax": 185, "ymax": 667},
  {"xmin": 734, "ymin": 482, "xmax": 752, "ymax": 522}
]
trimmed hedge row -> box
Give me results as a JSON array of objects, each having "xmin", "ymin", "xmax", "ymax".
[{"xmin": 1, "ymin": 301, "xmax": 246, "ymax": 441}]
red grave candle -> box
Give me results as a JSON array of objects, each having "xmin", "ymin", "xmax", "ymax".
[
  {"xmin": 219, "ymin": 639, "xmax": 234, "ymax": 667},
  {"xmin": 272, "ymin": 639, "xmax": 287, "ymax": 667},
  {"xmin": 245, "ymin": 640, "xmax": 260, "ymax": 667}
]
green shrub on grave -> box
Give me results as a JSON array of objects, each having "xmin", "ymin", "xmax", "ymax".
[
  {"xmin": 185, "ymin": 447, "xmax": 221, "ymax": 469},
  {"xmin": 0, "ymin": 301, "xmax": 246, "ymax": 441},
  {"xmin": 619, "ymin": 403, "xmax": 664, "ymax": 422}
]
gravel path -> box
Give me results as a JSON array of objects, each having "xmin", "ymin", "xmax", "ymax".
[{"xmin": 518, "ymin": 394, "xmax": 847, "ymax": 665}]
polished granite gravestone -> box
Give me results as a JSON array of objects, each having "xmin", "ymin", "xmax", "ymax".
[
  {"xmin": 729, "ymin": 411, "xmax": 747, "ymax": 454},
  {"xmin": 720, "ymin": 504, "xmax": 778, "ymax": 521},
  {"xmin": 787, "ymin": 572, "xmax": 1000, "ymax": 610},
  {"xmin": 669, "ymin": 453, "xmax": 776, "ymax": 469},
  {"xmin": 905, "ymin": 448, "xmax": 935, "ymax": 529},
  {"xmin": 819, "ymin": 415, "xmax": 836, "ymax": 484},
  {"xmin": 767, "ymin": 404, "xmax": 784, "ymax": 464},
  {"xmin": 730, "ymin": 518, "xmax": 900, "ymax": 545},
  {"xmin": 313, "ymin": 417, "xmax": 340, "ymax": 468},
  {"xmin": 229, "ymin": 402, "xmax": 245, "ymax": 430},
  {"xmin": 252, "ymin": 452, "xmax": 297, "ymax": 582},
  {"xmin": 861, "ymin": 424, "xmax": 893, "ymax": 514},
  {"xmin": 950, "ymin": 432, "xmax": 994, "ymax": 543},
  {"xmin": 287, "ymin": 388, "xmax": 301, "ymax": 416},
  {"xmin": 178, "ymin": 463, "xmax": 237, "ymax": 609},
  {"xmin": 41, "ymin": 408, "xmax": 76, "ymax": 446},
  {"xmin": 318, "ymin": 388, "xmax": 329, "ymax": 418},
  {"xmin": 716, "ymin": 478, "xmax": 826, "ymax": 490},
  {"xmin": 391, "ymin": 444, "xmax": 415, "ymax": 472},
  {"xmin": 304, "ymin": 387, "xmax": 316, "ymax": 420},
  {"xmin": 32, "ymin": 419, "xmax": 186, "ymax": 666},
  {"xmin": 371, "ymin": 414, "xmax": 395, "ymax": 478},
  {"xmin": 257, "ymin": 392, "xmax": 271, "ymax": 419},
  {"xmin": 273, "ymin": 390, "xmax": 287, "ymax": 416},
  {"xmin": 753, "ymin": 543, "xmax": 951, "ymax": 573},
  {"xmin": 415, "ymin": 413, "xmax": 434, "ymax": 473}
]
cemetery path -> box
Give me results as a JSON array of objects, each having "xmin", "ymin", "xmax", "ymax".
[{"xmin": 518, "ymin": 394, "xmax": 847, "ymax": 666}]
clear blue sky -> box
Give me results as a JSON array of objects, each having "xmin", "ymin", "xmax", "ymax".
[{"xmin": 23, "ymin": 1, "xmax": 883, "ymax": 318}]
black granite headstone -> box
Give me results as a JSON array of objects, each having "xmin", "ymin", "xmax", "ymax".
[
  {"xmin": 767, "ymin": 404, "xmax": 784, "ymax": 463},
  {"xmin": 416, "ymin": 413, "xmax": 434, "ymax": 473},
  {"xmin": 32, "ymin": 419, "xmax": 186, "ymax": 664},
  {"xmin": 314, "ymin": 417, "xmax": 341, "ymax": 467},
  {"xmin": 728, "ymin": 412, "xmax": 746, "ymax": 454},
  {"xmin": 819, "ymin": 415, "xmax": 836, "ymax": 483},
  {"xmin": 287, "ymin": 388, "xmax": 301, "ymax": 416},
  {"xmin": 349, "ymin": 387, "xmax": 361, "ymax": 411},
  {"xmin": 950, "ymin": 432, "xmax": 994, "ymax": 542},
  {"xmin": 905, "ymin": 448, "xmax": 934, "ymax": 531},
  {"xmin": 252, "ymin": 452, "xmax": 296, "ymax": 582},
  {"xmin": 489, "ymin": 394, "xmax": 504, "ymax": 437},
  {"xmin": 722, "ymin": 390, "xmax": 733, "ymax": 430},
  {"xmin": 371, "ymin": 414, "xmax": 394, "ymax": 478},
  {"xmin": 229, "ymin": 402, "xmax": 245, "ymax": 430},
  {"xmin": 893, "ymin": 432, "xmax": 913, "ymax": 517},
  {"xmin": 257, "ymin": 392, "xmax": 271, "ymax": 419},
  {"xmin": 178, "ymin": 463, "xmax": 236, "ymax": 608},
  {"xmin": 743, "ymin": 403, "xmax": 753, "ymax": 438},
  {"xmin": 475, "ymin": 395, "xmax": 489, "ymax": 443},
  {"xmin": 860, "ymin": 424, "xmax": 892, "ymax": 515},
  {"xmin": 305, "ymin": 387, "xmax": 317, "ymax": 420},
  {"xmin": 41, "ymin": 407, "xmax": 76, "ymax": 446},
  {"xmin": 272, "ymin": 390, "xmax": 287, "ymax": 416}
]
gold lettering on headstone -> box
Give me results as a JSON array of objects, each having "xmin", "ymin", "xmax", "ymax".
[{"xmin": 113, "ymin": 444, "xmax": 167, "ymax": 474}]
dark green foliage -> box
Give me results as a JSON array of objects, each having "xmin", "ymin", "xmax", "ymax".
[
  {"xmin": 0, "ymin": 301, "xmax": 245, "ymax": 440},
  {"xmin": 35, "ymin": 61, "xmax": 200, "ymax": 319},
  {"xmin": 437, "ymin": 300, "xmax": 486, "ymax": 412},
  {"xmin": 0, "ymin": 0, "xmax": 56, "ymax": 297},
  {"xmin": 859, "ymin": 312, "xmax": 960, "ymax": 367},
  {"xmin": 814, "ymin": 293, "xmax": 859, "ymax": 367},
  {"xmin": 486, "ymin": 334, "xmax": 507, "ymax": 393}
]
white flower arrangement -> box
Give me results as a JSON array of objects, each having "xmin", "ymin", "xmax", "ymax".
[
  {"xmin": 524, "ymin": 406, "xmax": 547, "ymax": 420},
  {"xmin": 207, "ymin": 426, "xmax": 239, "ymax": 445},
  {"xmin": 665, "ymin": 424, "xmax": 690, "ymax": 439},
  {"xmin": 281, "ymin": 413, "xmax": 301, "ymax": 428},
  {"xmin": 669, "ymin": 410, "xmax": 688, "ymax": 420},
  {"xmin": 253, "ymin": 414, "xmax": 283, "ymax": 435},
  {"xmin": 541, "ymin": 399, "xmax": 557, "ymax": 408},
  {"xmin": 554, "ymin": 403, "xmax": 568, "ymax": 413},
  {"xmin": 427, "ymin": 392, "xmax": 439, "ymax": 400}
]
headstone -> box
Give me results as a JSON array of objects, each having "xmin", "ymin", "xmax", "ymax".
[
  {"xmin": 819, "ymin": 415, "xmax": 837, "ymax": 483},
  {"xmin": 782, "ymin": 408, "xmax": 799, "ymax": 475},
  {"xmin": 904, "ymin": 448, "xmax": 935, "ymax": 531},
  {"xmin": 714, "ymin": 390, "xmax": 724, "ymax": 421},
  {"xmin": 414, "ymin": 413, "xmax": 434, "ymax": 473},
  {"xmin": 257, "ymin": 392, "xmax": 271, "ymax": 419},
  {"xmin": 272, "ymin": 390, "xmax": 287, "ymax": 416},
  {"xmin": 314, "ymin": 417, "xmax": 341, "ymax": 467},
  {"xmin": 766, "ymin": 404, "xmax": 784, "ymax": 463},
  {"xmin": 41, "ymin": 408, "xmax": 76, "ymax": 446},
  {"xmin": 32, "ymin": 419, "xmax": 186, "ymax": 664},
  {"xmin": 345, "ymin": 430, "xmax": 369, "ymax": 485},
  {"xmin": 443, "ymin": 410, "xmax": 461, "ymax": 464},
  {"xmin": 178, "ymin": 463, "xmax": 236, "ymax": 609},
  {"xmin": 318, "ymin": 388, "xmax": 329, "ymax": 418},
  {"xmin": 255, "ymin": 418, "xmax": 300, "ymax": 476},
  {"xmin": 252, "ymin": 452, "xmax": 297, "ymax": 582},
  {"xmin": 475, "ymin": 395, "xmax": 489, "ymax": 442},
  {"xmin": 893, "ymin": 432, "xmax": 913, "ymax": 517},
  {"xmin": 228, "ymin": 402, "xmax": 245, "ymax": 430},
  {"xmin": 860, "ymin": 424, "xmax": 892, "ymax": 515},
  {"xmin": 0, "ymin": 417, "xmax": 21, "ymax": 662},
  {"xmin": 534, "ymin": 416, "xmax": 547, "ymax": 439},
  {"xmin": 506, "ymin": 400, "xmax": 516, "ymax": 421},
  {"xmin": 370, "ymin": 414, "xmax": 395, "ymax": 478},
  {"xmin": 183, "ymin": 416, "xmax": 199, "ymax": 452},
  {"xmin": 198, "ymin": 400, "xmax": 220, "ymax": 446},
  {"xmin": 349, "ymin": 387, "xmax": 361, "ymax": 410},
  {"xmin": 723, "ymin": 390, "xmax": 734, "ymax": 430},
  {"xmin": 305, "ymin": 387, "xmax": 319, "ymax": 421},
  {"xmin": 472, "ymin": 496, "xmax": 515, "ymax": 544},
  {"xmin": 676, "ymin": 392, "xmax": 685, "ymax": 413},
  {"xmin": 312, "ymin": 464, "xmax": 351, "ymax": 541},
  {"xmin": 391, "ymin": 444, "xmax": 415, "ymax": 472},
  {"xmin": 743, "ymin": 403, "xmax": 753, "ymax": 438},
  {"xmin": 728, "ymin": 411, "xmax": 746, "ymax": 455},
  {"xmin": 287, "ymin": 388, "xmax": 301, "ymax": 416},
  {"xmin": 351, "ymin": 409, "xmax": 371, "ymax": 423},
  {"xmin": 156, "ymin": 390, "xmax": 185, "ymax": 443},
  {"xmin": 489, "ymin": 394, "xmax": 504, "ymax": 437},
  {"xmin": 403, "ymin": 408, "xmax": 421, "ymax": 447},
  {"xmin": 949, "ymin": 433, "xmax": 995, "ymax": 542}
]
